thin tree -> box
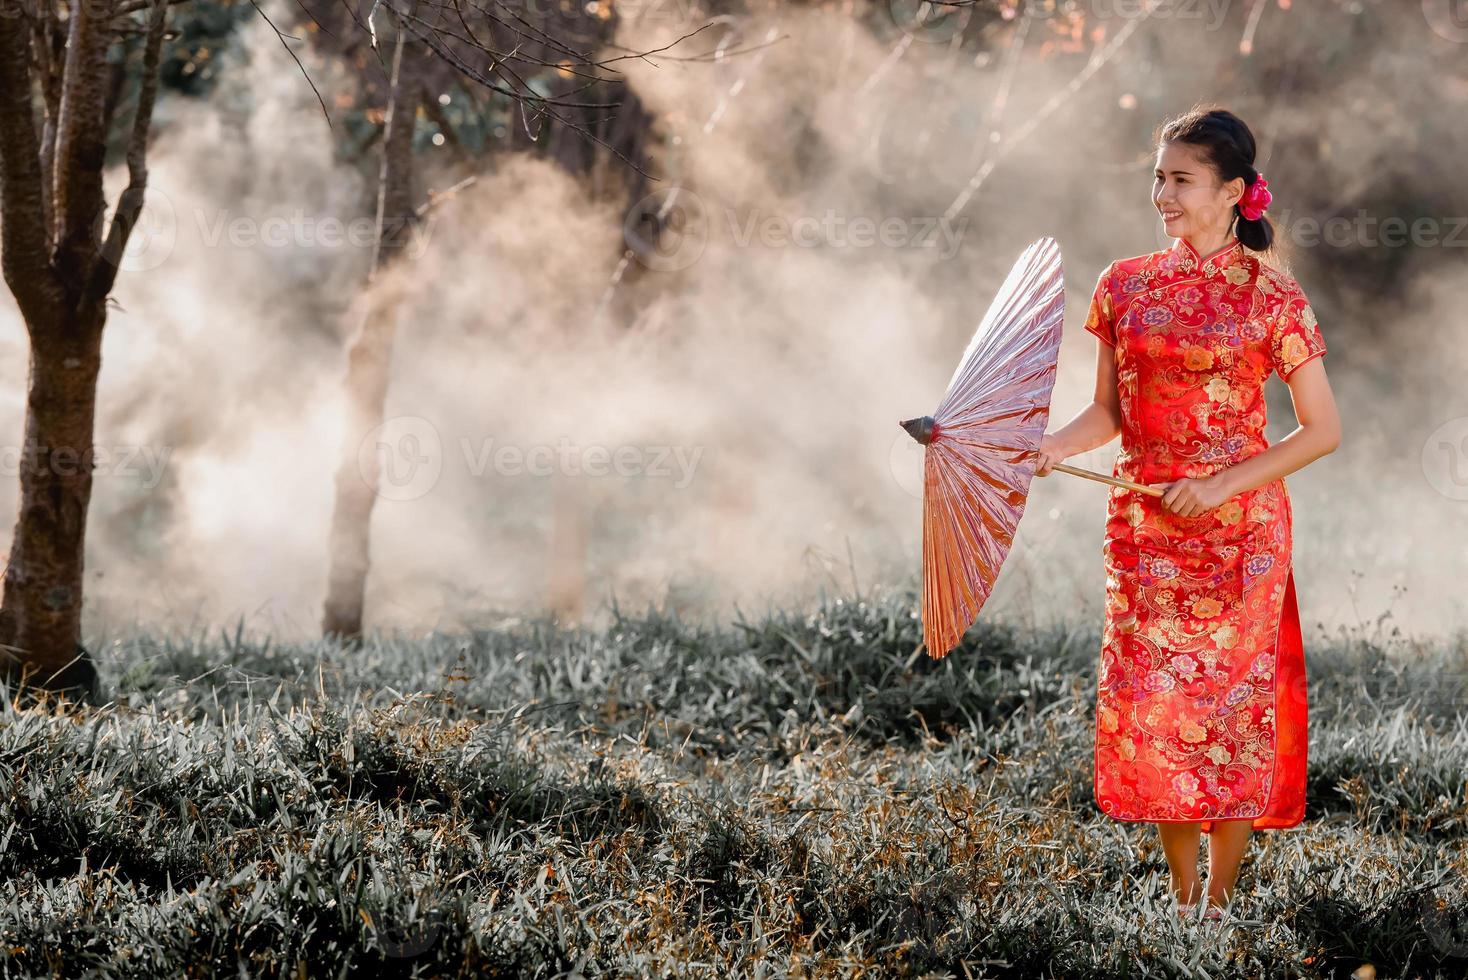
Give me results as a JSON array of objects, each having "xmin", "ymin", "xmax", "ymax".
[
  {"xmin": 0, "ymin": 0, "xmax": 708, "ymax": 695},
  {"xmin": 0, "ymin": 0, "xmax": 170, "ymax": 701},
  {"xmin": 314, "ymin": 0, "xmax": 700, "ymax": 641},
  {"xmin": 320, "ymin": 16, "xmax": 423, "ymax": 640}
]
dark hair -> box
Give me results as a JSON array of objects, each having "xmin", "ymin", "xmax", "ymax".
[{"xmin": 1155, "ymin": 105, "xmax": 1274, "ymax": 253}]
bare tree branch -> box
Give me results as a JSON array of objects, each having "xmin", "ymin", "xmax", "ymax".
[
  {"xmin": 414, "ymin": 173, "xmax": 477, "ymax": 218},
  {"xmin": 386, "ymin": 10, "xmax": 657, "ymax": 179},
  {"xmin": 391, "ymin": 5, "xmax": 624, "ymax": 110},
  {"xmin": 0, "ymin": 1, "xmax": 59, "ymax": 326},
  {"xmin": 479, "ymin": 0, "xmax": 628, "ymax": 69},
  {"xmin": 247, "ymin": 0, "xmax": 334, "ymax": 129},
  {"xmin": 87, "ymin": 0, "xmax": 169, "ymax": 304},
  {"xmin": 600, "ymin": 28, "xmax": 784, "ymax": 66},
  {"xmin": 52, "ymin": 0, "xmax": 120, "ymax": 294},
  {"xmin": 30, "ymin": 4, "xmax": 64, "ymax": 235}
]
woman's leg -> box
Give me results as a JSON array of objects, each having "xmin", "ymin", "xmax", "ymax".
[
  {"xmin": 1204, "ymin": 819, "xmax": 1254, "ymax": 908},
  {"xmin": 1155, "ymin": 822, "xmax": 1203, "ymax": 904}
]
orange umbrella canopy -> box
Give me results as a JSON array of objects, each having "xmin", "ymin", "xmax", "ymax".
[{"xmin": 900, "ymin": 237, "xmax": 1066, "ymax": 659}]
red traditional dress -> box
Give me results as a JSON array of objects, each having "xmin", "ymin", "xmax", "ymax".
[{"xmin": 1084, "ymin": 235, "xmax": 1326, "ymax": 832}]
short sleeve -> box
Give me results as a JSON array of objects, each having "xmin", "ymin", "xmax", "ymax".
[
  {"xmin": 1083, "ymin": 262, "xmax": 1117, "ymax": 347},
  {"xmin": 1270, "ymin": 285, "xmax": 1328, "ymax": 381}
]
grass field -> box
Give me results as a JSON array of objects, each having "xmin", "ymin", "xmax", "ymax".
[{"xmin": 2, "ymin": 590, "xmax": 1466, "ymax": 978}]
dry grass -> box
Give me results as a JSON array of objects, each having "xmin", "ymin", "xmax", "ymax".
[{"xmin": 2, "ymin": 588, "xmax": 1466, "ymax": 978}]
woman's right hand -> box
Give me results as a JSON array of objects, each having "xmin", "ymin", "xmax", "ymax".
[{"xmin": 1035, "ymin": 432, "xmax": 1069, "ymax": 477}]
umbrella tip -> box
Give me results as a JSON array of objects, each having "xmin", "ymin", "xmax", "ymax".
[{"xmin": 900, "ymin": 415, "xmax": 938, "ymax": 445}]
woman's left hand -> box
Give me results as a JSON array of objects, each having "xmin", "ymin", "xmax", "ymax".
[{"xmin": 1152, "ymin": 475, "xmax": 1234, "ymax": 518}]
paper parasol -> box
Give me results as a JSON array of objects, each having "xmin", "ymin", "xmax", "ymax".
[{"xmin": 899, "ymin": 237, "xmax": 1161, "ymax": 660}]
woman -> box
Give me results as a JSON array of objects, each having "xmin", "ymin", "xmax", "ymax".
[{"xmin": 1036, "ymin": 106, "xmax": 1342, "ymax": 920}]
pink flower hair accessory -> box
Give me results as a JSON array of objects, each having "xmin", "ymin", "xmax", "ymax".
[{"xmin": 1239, "ymin": 173, "xmax": 1272, "ymax": 221}]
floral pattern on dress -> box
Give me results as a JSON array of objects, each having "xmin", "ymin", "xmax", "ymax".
[{"xmin": 1083, "ymin": 236, "xmax": 1320, "ymax": 831}]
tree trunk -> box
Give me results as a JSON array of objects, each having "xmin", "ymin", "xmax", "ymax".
[
  {"xmin": 321, "ymin": 28, "xmax": 420, "ymax": 642},
  {"xmin": 0, "ymin": 311, "xmax": 105, "ymax": 702},
  {"xmin": 548, "ymin": 472, "xmax": 588, "ymax": 625},
  {"xmin": 0, "ymin": 0, "xmax": 157, "ymax": 703}
]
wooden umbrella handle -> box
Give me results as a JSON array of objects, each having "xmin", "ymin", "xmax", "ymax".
[{"xmin": 1049, "ymin": 461, "xmax": 1166, "ymax": 498}]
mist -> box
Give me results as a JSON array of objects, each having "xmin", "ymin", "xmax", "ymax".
[{"xmin": 1, "ymin": 0, "xmax": 1464, "ymax": 648}]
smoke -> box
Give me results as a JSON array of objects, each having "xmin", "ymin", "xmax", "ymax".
[{"xmin": 1, "ymin": 0, "xmax": 1464, "ymax": 647}]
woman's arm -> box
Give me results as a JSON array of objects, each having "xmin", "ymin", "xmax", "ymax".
[{"xmin": 1036, "ymin": 339, "xmax": 1123, "ymax": 476}]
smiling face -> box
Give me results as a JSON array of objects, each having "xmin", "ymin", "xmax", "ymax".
[{"xmin": 1153, "ymin": 141, "xmax": 1245, "ymax": 243}]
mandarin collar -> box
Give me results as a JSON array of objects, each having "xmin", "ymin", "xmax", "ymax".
[{"xmin": 1168, "ymin": 235, "xmax": 1243, "ymax": 276}]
